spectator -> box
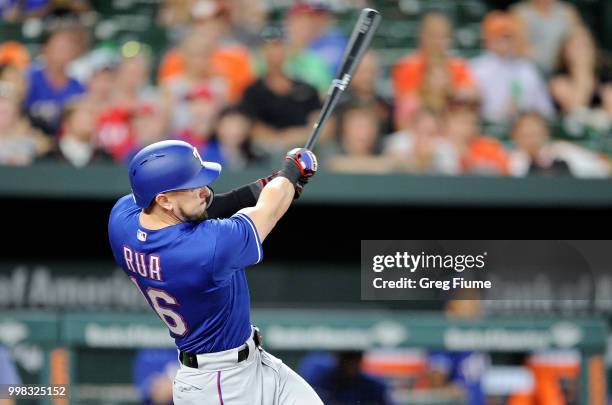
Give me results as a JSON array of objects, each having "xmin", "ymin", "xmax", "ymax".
[
  {"xmin": 0, "ymin": 1, "xmax": 20, "ymax": 21},
  {"xmin": 509, "ymin": 112, "xmax": 610, "ymax": 177},
  {"xmin": 444, "ymin": 100, "xmax": 510, "ymax": 176},
  {"xmin": 242, "ymin": 26, "xmax": 323, "ymax": 151},
  {"xmin": 158, "ymin": 7, "xmax": 255, "ymax": 104},
  {"xmin": 94, "ymin": 43, "xmax": 162, "ymax": 161},
  {"xmin": 325, "ymin": 103, "xmax": 392, "ymax": 174},
  {"xmin": 526, "ymin": 351, "xmax": 580, "ymax": 405},
  {"xmin": 188, "ymin": 0, "xmax": 242, "ymax": 45},
  {"xmin": 420, "ymin": 292, "xmax": 488, "ymax": 405},
  {"xmin": 0, "ymin": 345, "xmax": 20, "ymax": 405},
  {"xmin": 300, "ymin": 351, "xmax": 391, "ymax": 405},
  {"xmin": 133, "ymin": 348, "xmax": 177, "ymax": 405},
  {"xmin": 419, "ymin": 358, "xmax": 465, "ymax": 401},
  {"xmin": 285, "ymin": 1, "xmax": 348, "ymax": 75},
  {"xmin": 161, "ymin": 27, "xmax": 244, "ymax": 132},
  {"xmin": 392, "ymin": 12, "xmax": 477, "ymax": 126},
  {"xmin": 24, "ymin": 27, "xmax": 86, "ymax": 136},
  {"xmin": 471, "ymin": 11, "xmax": 554, "ymax": 125},
  {"xmin": 384, "ymin": 108, "xmax": 456, "ymax": 174},
  {"xmin": 427, "ymin": 351, "xmax": 488, "ymax": 405},
  {"xmin": 19, "ymin": 0, "xmax": 92, "ymax": 20},
  {"xmin": 395, "ymin": 59, "xmax": 458, "ymax": 126},
  {"xmin": 0, "ymin": 41, "xmax": 31, "ymax": 70},
  {"xmin": 160, "ymin": 26, "xmax": 226, "ymax": 131},
  {"xmin": 0, "ymin": 81, "xmax": 50, "ymax": 165},
  {"xmin": 212, "ymin": 105, "xmax": 267, "ymax": 169},
  {"xmin": 112, "ymin": 42, "xmax": 158, "ymax": 110},
  {"xmin": 38, "ymin": 101, "xmax": 113, "ymax": 166},
  {"xmin": 0, "ymin": 43, "xmax": 30, "ymax": 124},
  {"xmin": 0, "ymin": 63, "xmax": 28, "ymax": 107},
  {"xmin": 159, "ymin": 0, "xmax": 267, "ymax": 47},
  {"xmin": 336, "ymin": 50, "xmax": 394, "ymax": 136},
  {"xmin": 393, "ymin": 12, "xmax": 476, "ymax": 99},
  {"xmin": 158, "ymin": 0, "xmax": 222, "ymax": 41},
  {"xmin": 70, "ymin": 47, "xmax": 119, "ymax": 118},
  {"xmin": 228, "ymin": 0, "xmax": 268, "ymax": 47},
  {"xmin": 94, "ymin": 105, "xmax": 134, "ymax": 162},
  {"xmin": 125, "ymin": 102, "xmax": 169, "ymax": 163},
  {"xmin": 158, "ymin": 0, "xmax": 193, "ymax": 29},
  {"xmin": 511, "ymin": 0, "xmax": 582, "ymax": 74},
  {"xmin": 282, "ymin": 7, "xmax": 334, "ymax": 92},
  {"xmin": 174, "ymin": 84, "xmax": 224, "ymax": 163},
  {"xmin": 549, "ymin": 27, "xmax": 612, "ymax": 134},
  {"xmin": 603, "ymin": 84, "xmax": 612, "ymax": 119}
]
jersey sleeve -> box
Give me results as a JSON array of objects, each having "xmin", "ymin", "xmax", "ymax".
[{"xmin": 212, "ymin": 213, "xmax": 263, "ymax": 280}]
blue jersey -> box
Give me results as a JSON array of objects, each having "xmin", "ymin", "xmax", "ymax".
[
  {"xmin": 0, "ymin": 346, "xmax": 21, "ymax": 384},
  {"xmin": 133, "ymin": 349, "xmax": 177, "ymax": 405},
  {"xmin": 108, "ymin": 195, "xmax": 262, "ymax": 353},
  {"xmin": 428, "ymin": 351, "xmax": 487, "ymax": 405},
  {"xmin": 24, "ymin": 64, "xmax": 85, "ymax": 135}
]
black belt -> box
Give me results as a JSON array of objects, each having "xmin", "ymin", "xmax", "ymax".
[{"xmin": 180, "ymin": 327, "xmax": 263, "ymax": 369}]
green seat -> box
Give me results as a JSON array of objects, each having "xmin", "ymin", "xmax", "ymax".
[{"xmin": 0, "ymin": 22, "xmax": 23, "ymax": 42}]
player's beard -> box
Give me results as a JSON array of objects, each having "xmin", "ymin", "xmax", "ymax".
[{"xmin": 180, "ymin": 206, "xmax": 208, "ymax": 222}]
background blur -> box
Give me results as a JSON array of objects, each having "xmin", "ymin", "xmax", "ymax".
[{"xmin": 0, "ymin": 0, "xmax": 611, "ymax": 404}]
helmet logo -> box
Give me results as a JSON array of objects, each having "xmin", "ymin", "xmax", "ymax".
[{"xmin": 192, "ymin": 147, "xmax": 205, "ymax": 167}]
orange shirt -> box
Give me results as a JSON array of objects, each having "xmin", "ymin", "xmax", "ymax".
[
  {"xmin": 0, "ymin": 41, "xmax": 30, "ymax": 69},
  {"xmin": 159, "ymin": 45, "xmax": 255, "ymax": 103},
  {"xmin": 392, "ymin": 51, "xmax": 475, "ymax": 97},
  {"xmin": 462, "ymin": 136, "xmax": 510, "ymax": 175}
]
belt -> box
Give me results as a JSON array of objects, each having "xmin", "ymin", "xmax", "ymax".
[{"xmin": 179, "ymin": 327, "xmax": 263, "ymax": 369}]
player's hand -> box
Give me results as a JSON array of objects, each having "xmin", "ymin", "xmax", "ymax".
[
  {"xmin": 279, "ymin": 148, "xmax": 318, "ymax": 185},
  {"xmin": 287, "ymin": 148, "xmax": 317, "ymax": 178}
]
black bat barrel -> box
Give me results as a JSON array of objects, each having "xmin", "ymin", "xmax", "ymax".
[{"xmin": 304, "ymin": 8, "xmax": 381, "ymax": 151}]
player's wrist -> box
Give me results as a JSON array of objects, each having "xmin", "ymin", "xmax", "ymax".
[{"xmin": 279, "ymin": 157, "xmax": 302, "ymax": 185}]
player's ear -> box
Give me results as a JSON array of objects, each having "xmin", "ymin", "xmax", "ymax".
[{"xmin": 155, "ymin": 193, "xmax": 174, "ymax": 211}]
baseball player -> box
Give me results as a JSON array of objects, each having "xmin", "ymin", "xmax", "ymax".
[{"xmin": 108, "ymin": 140, "xmax": 323, "ymax": 404}]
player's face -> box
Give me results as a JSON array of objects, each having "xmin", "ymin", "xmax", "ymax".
[{"xmin": 166, "ymin": 187, "xmax": 211, "ymax": 222}]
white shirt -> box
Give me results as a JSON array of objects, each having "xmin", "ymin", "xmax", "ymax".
[
  {"xmin": 384, "ymin": 130, "xmax": 459, "ymax": 175},
  {"xmin": 509, "ymin": 141, "xmax": 610, "ymax": 178},
  {"xmin": 471, "ymin": 52, "xmax": 554, "ymax": 124}
]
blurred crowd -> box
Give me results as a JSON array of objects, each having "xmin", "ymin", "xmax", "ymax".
[{"xmin": 0, "ymin": 0, "xmax": 611, "ymax": 177}]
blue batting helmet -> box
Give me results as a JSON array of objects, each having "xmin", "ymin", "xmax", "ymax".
[{"xmin": 128, "ymin": 140, "xmax": 222, "ymax": 208}]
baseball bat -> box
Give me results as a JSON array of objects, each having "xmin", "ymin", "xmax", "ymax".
[{"xmin": 304, "ymin": 8, "xmax": 381, "ymax": 150}]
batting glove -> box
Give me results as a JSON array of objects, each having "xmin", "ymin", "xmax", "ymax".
[{"xmin": 279, "ymin": 148, "xmax": 318, "ymax": 185}]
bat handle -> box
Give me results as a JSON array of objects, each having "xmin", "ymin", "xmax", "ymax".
[
  {"xmin": 304, "ymin": 86, "xmax": 343, "ymax": 150},
  {"xmin": 304, "ymin": 128, "xmax": 318, "ymax": 150}
]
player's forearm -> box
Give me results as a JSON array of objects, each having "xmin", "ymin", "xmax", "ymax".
[
  {"xmin": 257, "ymin": 177, "xmax": 295, "ymax": 219},
  {"xmin": 238, "ymin": 177, "xmax": 294, "ymax": 241}
]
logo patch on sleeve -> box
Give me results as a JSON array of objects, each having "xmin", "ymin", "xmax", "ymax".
[{"xmin": 137, "ymin": 229, "xmax": 148, "ymax": 242}]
